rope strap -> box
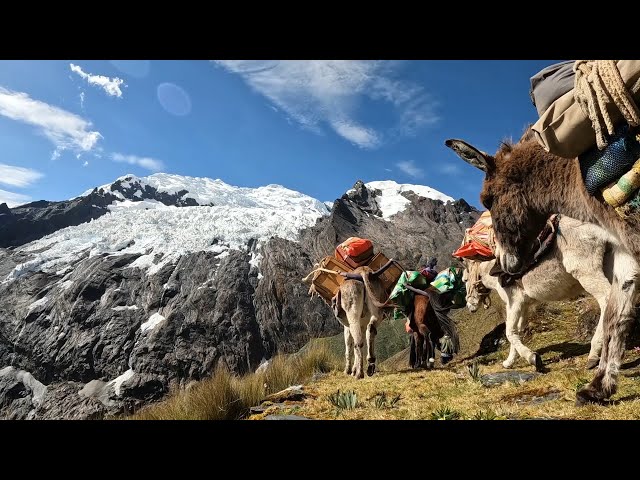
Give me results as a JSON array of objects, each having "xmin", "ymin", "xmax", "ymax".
[{"xmin": 574, "ymin": 60, "xmax": 640, "ymax": 150}]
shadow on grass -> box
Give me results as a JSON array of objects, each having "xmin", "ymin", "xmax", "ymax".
[
  {"xmin": 621, "ymin": 357, "xmax": 640, "ymax": 370},
  {"xmin": 538, "ymin": 342, "xmax": 591, "ymax": 359},
  {"xmin": 464, "ymin": 322, "xmax": 506, "ymax": 361},
  {"xmin": 613, "ymin": 393, "xmax": 640, "ymax": 403}
]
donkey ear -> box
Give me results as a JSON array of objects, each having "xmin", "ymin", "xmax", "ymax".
[{"xmin": 445, "ymin": 139, "xmax": 495, "ymax": 173}]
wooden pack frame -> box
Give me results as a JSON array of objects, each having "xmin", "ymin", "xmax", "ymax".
[{"xmin": 308, "ymin": 252, "xmax": 404, "ymax": 305}]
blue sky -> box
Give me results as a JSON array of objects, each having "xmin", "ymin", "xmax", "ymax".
[{"xmin": 0, "ymin": 60, "xmax": 560, "ymax": 208}]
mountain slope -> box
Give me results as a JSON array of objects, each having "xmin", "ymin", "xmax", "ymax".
[{"xmin": 0, "ymin": 175, "xmax": 479, "ymax": 419}]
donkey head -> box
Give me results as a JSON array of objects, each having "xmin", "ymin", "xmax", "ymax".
[{"xmin": 445, "ymin": 135, "xmax": 550, "ymax": 275}]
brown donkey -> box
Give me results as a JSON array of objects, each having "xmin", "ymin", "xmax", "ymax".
[
  {"xmin": 445, "ymin": 131, "xmax": 639, "ymax": 405},
  {"xmin": 444, "ymin": 129, "xmax": 640, "ymax": 274}
]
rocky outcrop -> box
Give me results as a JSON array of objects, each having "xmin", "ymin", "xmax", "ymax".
[
  {"xmin": 301, "ymin": 182, "xmax": 478, "ymax": 270},
  {"xmin": 0, "ymin": 193, "xmax": 118, "ymax": 248},
  {"xmin": 0, "ymin": 180, "xmax": 479, "ymax": 418}
]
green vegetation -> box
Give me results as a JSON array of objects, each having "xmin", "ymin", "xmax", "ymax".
[
  {"xmin": 467, "ymin": 360, "xmax": 481, "ymax": 382},
  {"xmin": 430, "ymin": 406, "xmax": 462, "ymax": 420},
  {"xmin": 327, "ymin": 389, "xmax": 359, "ymax": 411},
  {"xmin": 369, "ymin": 391, "xmax": 401, "ymax": 409}
]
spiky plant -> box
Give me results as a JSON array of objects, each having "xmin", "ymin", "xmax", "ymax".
[
  {"xmin": 467, "ymin": 360, "xmax": 481, "ymax": 381},
  {"xmin": 328, "ymin": 389, "xmax": 358, "ymax": 410},
  {"xmin": 472, "ymin": 409, "xmax": 499, "ymax": 420},
  {"xmin": 369, "ymin": 391, "xmax": 401, "ymax": 409},
  {"xmin": 430, "ymin": 406, "xmax": 461, "ymax": 420},
  {"xmin": 373, "ymin": 392, "xmax": 387, "ymax": 409}
]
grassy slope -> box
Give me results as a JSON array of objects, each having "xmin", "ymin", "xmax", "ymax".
[
  {"xmin": 129, "ymin": 292, "xmax": 640, "ymax": 420},
  {"xmin": 260, "ymin": 294, "xmax": 640, "ymax": 420}
]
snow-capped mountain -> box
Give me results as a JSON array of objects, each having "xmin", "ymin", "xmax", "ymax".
[
  {"xmin": 7, "ymin": 174, "xmax": 330, "ymax": 280},
  {"xmin": 351, "ymin": 180, "xmax": 454, "ymax": 220},
  {"xmin": 82, "ymin": 173, "xmax": 330, "ymax": 211},
  {"xmin": 0, "ymin": 174, "xmax": 479, "ymax": 420}
]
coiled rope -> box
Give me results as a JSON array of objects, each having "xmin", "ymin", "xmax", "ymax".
[{"xmin": 573, "ymin": 60, "xmax": 640, "ymax": 150}]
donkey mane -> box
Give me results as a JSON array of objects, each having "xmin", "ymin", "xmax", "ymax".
[{"xmin": 497, "ymin": 124, "xmax": 536, "ymax": 156}]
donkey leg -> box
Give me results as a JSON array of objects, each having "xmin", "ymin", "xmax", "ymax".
[
  {"xmin": 505, "ymin": 299, "xmax": 540, "ymax": 370},
  {"xmin": 366, "ymin": 320, "xmax": 378, "ymax": 376},
  {"xmin": 343, "ymin": 326, "xmax": 354, "ymax": 376},
  {"xmin": 516, "ymin": 305, "xmax": 545, "ymax": 372},
  {"xmin": 578, "ymin": 253, "xmax": 638, "ymax": 405},
  {"xmin": 503, "ymin": 343, "xmax": 518, "ymax": 369},
  {"xmin": 573, "ymin": 260, "xmax": 610, "ymax": 370},
  {"xmin": 412, "ymin": 332, "xmax": 425, "ymax": 369},
  {"xmin": 502, "ymin": 307, "xmax": 523, "ymax": 368},
  {"xmin": 587, "ymin": 312, "xmax": 604, "ymax": 370},
  {"xmin": 426, "ymin": 335, "xmax": 435, "ymax": 369},
  {"xmin": 409, "ymin": 334, "xmax": 417, "ymax": 369},
  {"xmin": 349, "ymin": 322, "xmax": 365, "ymax": 379}
]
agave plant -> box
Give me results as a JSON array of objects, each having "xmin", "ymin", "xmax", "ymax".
[
  {"xmin": 372, "ymin": 392, "xmax": 387, "ymax": 409},
  {"xmin": 430, "ymin": 406, "xmax": 461, "ymax": 420},
  {"xmin": 368, "ymin": 391, "xmax": 402, "ymax": 409},
  {"xmin": 328, "ymin": 389, "xmax": 358, "ymax": 410},
  {"xmin": 389, "ymin": 393, "xmax": 401, "ymax": 407},
  {"xmin": 472, "ymin": 409, "xmax": 499, "ymax": 420},
  {"xmin": 467, "ymin": 360, "xmax": 481, "ymax": 381}
]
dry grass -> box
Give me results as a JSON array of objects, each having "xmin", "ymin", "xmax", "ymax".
[
  {"xmin": 130, "ymin": 292, "xmax": 640, "ymax": 420},
  {"xmin": 290, "ymin": 350, "xmax": 640, "ymax": 420},
  {"xmin": 286, "ymin": 297, "xmax": 640, "ymax": 420},
  {"xmin": 129, "ymin": 341, "xmax": 340, "ymax": 420}
]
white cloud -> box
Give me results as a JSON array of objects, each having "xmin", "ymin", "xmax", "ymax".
[
  {"xmin": 70, "ymin": 64, "xmax": 125, "ymax": 98},
  {"xmin": 83, "ymin": 161, "xmax": 89, "ymax": 167},
  {"xmin": 396, "ymin": 160, "xmax": 424, "ymax": 179},
  {"xmin": 330, "ymin": 119, "xmax": 380, "ymax": 149},
  {"xmin": 79, "ymin": 91, "xmax": 85, "ymax": 109},
  {"xmin": 0, "ymin": 87, "xmax": 102, "ymax": 154},
  {"xmin": 0, "ymin": 188, "xmax": 31, "ymax": 207},
  {"xmin": 438, "ymin": 163, "xmax": 463, "ymax": 175},
  {"xmin": 213, "ymin": 60, "xmax": 438, "ymax": 149},
  {"xmin": 112, "ymin": 153, "xmax": 164, "ymax": 172},
  {"xmin": 0, "ymin": 164, "xmax": 44, "ymax": 187}
]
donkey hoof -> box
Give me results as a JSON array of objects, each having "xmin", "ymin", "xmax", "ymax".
[
  {"xmin": 585, "ymin": 358, "xmax": 600, "ymax": 370},
  {"xmin": 367, "ymin": 363, "xmax": 376, "ymax": 377},
  {"xmin": 355, "ymin": 371, "xmax": 364, "ymax": 380},
  {"xmin": 502, "ymin": 360, "xmax": 514, "ymax": 369},
  {"xmin": 575, "ymin": 385, "xmax": 607, "ymax": 407},
  {"xmin": 344, "ymin": 368, "xmax": 352, "ymax": 376},
  {"xmin": 534, "ymin": 353, "xmax": 547, "ymax": 373}
]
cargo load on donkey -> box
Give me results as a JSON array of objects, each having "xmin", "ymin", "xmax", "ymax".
[
  {"xmin": 530, "ymin": 60, "xmax": 640, "ymax": 220},
  {"xmin": 302, "ymin": 237, "xmax": 405, "ymax": 379},
  {"xmin": 303, "ymin": 237, "xmax": 403, "ymax": 306},
  {"xmin": 335, "ymin": 237, "xmax": 374, "ymax": 268},
  {"xmin": 451, "ymin": 210, "xmax": 494, "ymax": 261},
  {"xmin": 389, "ymin": 265, "xmax": 464, "ymax": 369}
]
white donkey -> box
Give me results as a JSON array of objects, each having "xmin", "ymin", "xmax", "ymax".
[
  {"xmin": 462, "ymin": 215, "xmax": 632, "ymax": 372},
  {"xmin": 333, "ymin": 266, "xmax": 388, "ymax": 379}
]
